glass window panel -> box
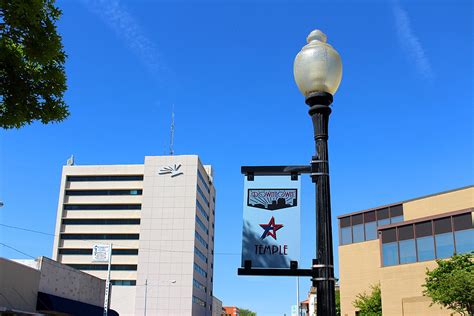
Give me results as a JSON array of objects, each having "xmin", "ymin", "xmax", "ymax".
[
  {"xmin": 453, "ymin": 213, "xmax": 473, "ymax": 231},
  {"xmin": 454, "ymin": 229, "xmax": 474, "ymax": 254},
  {"xmin": 398, "ymin": 225, "xmax": 414, "ymax": 241},
  {"xmin": 382, "ymin": 242, "xmax": 399, "ymax": 266},
  {"xmin": 390, "ymin": 216, "xmax": 404, "ymax": 224},
  {"xmin": 415, "ymin": 221, "xmax": 432, "ymax": 237},
  {"xmin": 399, "ymin": 239, "xmax": 417, "ymax": 264},
  {"xmin": 381, "ymin": 228, "xmax": 397, "ymax": 244},
  {"xmin": 378, "ymin": 218, "xmax": 390, "ymax": 227},
  {"xmin": 352, "ymin": 214, "xmax": 363, "ymax": 225},
  {"xmin": 377, "ymin": 208, "xmax": 389, "ymax": 220},
  {"xmin": 364, "ymin": 211, "xmax": 376, "ymax": 223},
  {"xmin": 365, "ymin": 222, "xmax": 377, "ymax": 240},
  {"xmin": 435, "ymin": 232, "xmax": 455, "ymax": 259},
  {"xmin": 341, "ymin": 227, "xmax": 352, "ymax": 245},
  {"xmin": 417, "ymin": 236, "xmax": 435, "ymax": 261},
  {"xmin": 390, "ymin": 205, "xmax": 403, "ymax": 217},
  {"xmin": 434, "ymin": 218, "xmax": 452, "ymax": 234},
  {"xmin": 353, "ymin": 224, "xmax": 364, "ymax": 243},
  {"xmin": 340, "ymin": 217, "xmax": 351, "ymax": 228}
]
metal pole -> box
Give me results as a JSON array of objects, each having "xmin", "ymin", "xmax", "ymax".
[
  {"xmin": 103, "ymin": 243, "xmax": 112, "ymax": 316},
  {"xmin": 307, "ymin": 91, "xmax": 336, "ymax": 316},
  {"xmin": 296, "ymin": 277, "xmax": 300, "ymax": 316},
  {"xmin": 144, "ymin": 279, "xmax": 148, "ymax": 316}
]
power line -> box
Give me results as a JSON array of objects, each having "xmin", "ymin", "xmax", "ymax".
[
  {"xmin": 0, "ymin": 242, "xmax": 36, "ymax": 259},
  {"xmin": 0, "ymin": 223, "xmax": 240, "ymax": 256}
]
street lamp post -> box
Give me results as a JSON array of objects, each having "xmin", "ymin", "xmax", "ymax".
[{"xmin": 294, "ymin": 29, "xmax": 343, "ymax": 316}]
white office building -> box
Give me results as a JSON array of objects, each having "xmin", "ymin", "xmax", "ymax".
[{"xmin": 52, "ymin": 155, "xmax": 216, "ymax": 316}]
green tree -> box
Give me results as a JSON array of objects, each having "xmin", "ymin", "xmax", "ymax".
[
  {"xmin": 239, "ymin": 308, "xmax": 256, "ymax": 316},
  {"xmin": 336, "ymin": 289, "xmax": 341, "ymax": 316},
  {"xmin": 352, "ymin": 283, "xmax": 382, "ymax": 316},
  {"xmin": 0, "ymin": 0, "xmax": 68, "ymax": 129},
  {"xmin": 423, "ymin": 253, "xmax": 474, "ymax": 315}
]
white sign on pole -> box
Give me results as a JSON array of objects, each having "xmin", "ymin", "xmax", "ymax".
[{"xmin": 92, "ymin": 244, "xmax": 111, "ymax": 262}]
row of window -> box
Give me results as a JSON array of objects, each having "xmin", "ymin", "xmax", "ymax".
[
  {"xmin": 111, "ymin": 280, "xmax": 136, "ymax": 286},
  {"xmin": 198, "ymin": 170, "xmax": 210, "ymax": 193},
  {"xmin": 68, "ymin": 264, "xmax": 137, "ymax": 271},
  {"xmin": 197, "ymin": 200, "xmax": 209, "ymax": 221},
  {"xmin": 340, "ymin": 205, "xmax": 404, "ymax": 245},
  {"xmin": 58, "ymin": 248, "xmax": 138, "ymax": 255},
  {"xmin": 66, "ymin": 189, "xmax": 142, "ymax": 196},
  {"xmin": 195, "ymin": 231, "xmax": 208, "ymax": 249},
  {"xmin": 197, "ymin": 186, "xmax": 209, "ymax": 206},
  {"xmin": 64, "ymin": 204, "xmax": 141, "ymax": 210},
  {"xmin": 196, "ymin": 216, "xmax": 208, "ymax": 234},
  {"xmin": 67, "ymin": 175, "xmax": 143, "ymax": 182},
  {"xmin": 194, "ymin": 263, "xmax": 207, "ymax": 277},
  {"xmin": 381, "ymin": 212, "xmax": 473, "ymax": 266},
  {"xmin": 193, "ymin": 278, "xmax": 207, "ymax": 293},
  {"xmin": 61, "ymin": 233, "xmax": 139, "ymax": 240},
  {"xmin": 195, "ymin": 247, "xmax": 208, "ymax": 263},
  {"xmin": 62, "ymin": 218, "xmax": 140, "ymax": 225},
  {"xmin": 193, "ymin": 296, "xmax": 206, "ymax": 308}
]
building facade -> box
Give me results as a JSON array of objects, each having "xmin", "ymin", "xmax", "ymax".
[
  {"xmin": 52, "ymin": 155, "xmax": 216, "ymax": 316},
  {"xmin": 338, "ymin": 186, "xmax": 473, "ymax": 316}
]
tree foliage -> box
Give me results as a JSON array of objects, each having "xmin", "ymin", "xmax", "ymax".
[
  {"xmin": 423, "ymin": 253, "xmax": 474, "ymax": 316},
  {"xmin": 239, "ymin": 308, "xmax": 256, "ymax": 316},
  {"xmin": 336, "ymin": 289, "xmax": 341, "ymax": 316},
  {"xmin": 352, "ymin": 283, "xmax": 382, "ymax": 316},
  {"xmin": 0, "ymin": 0, "xmax": 68, "ymax": 129}
]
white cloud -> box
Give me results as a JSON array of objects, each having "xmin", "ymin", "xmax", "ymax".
[
  {"xmin": 393, "ymin": 3, "xmax": 434, "ymax": 80},
  {"xmin": 82, "ymin": 0, "xmax": 163, "ymax": 77}
]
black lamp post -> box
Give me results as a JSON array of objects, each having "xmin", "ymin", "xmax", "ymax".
[{"xmin": 294, "ymin": 30, "xmax": 343, "ymax": 316}]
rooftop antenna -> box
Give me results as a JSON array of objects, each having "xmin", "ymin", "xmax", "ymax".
[
  {"xmin": 169, "ymin": 105, "xmax": 175, "ymax": 155},
  {"xmin": 66, "ymin": 155, "xmax": 75, "ymax": 166}
]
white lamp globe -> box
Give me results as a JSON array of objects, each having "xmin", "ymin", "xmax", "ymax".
[{"xmin": 293, "ymin": 30, "xmax": 343, "ymax": 97}]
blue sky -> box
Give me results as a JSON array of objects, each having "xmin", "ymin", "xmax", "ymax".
[{"xmin": 0, "ymin": 0, "xmax": 472, "ymax": 314}]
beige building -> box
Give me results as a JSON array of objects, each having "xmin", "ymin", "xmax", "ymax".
[
  {"xmin": 338, "ymin": 186, "xmax": 473, "ymax": 316},
  {"xmin": 52, "ymin": 155, "xmax": 216, "ymax": 316}
]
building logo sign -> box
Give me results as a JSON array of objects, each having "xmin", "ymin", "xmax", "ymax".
[
  {"xmin": 248, "ymin": 189, "xmax": 297, "ymax": 210},
  {"xmin": 158, "ymin": 164, "xmax": 183, "ymax": 177},
  {"xmin": 241, "ymin": 175, "xmax": 300, "ymax": 268}
]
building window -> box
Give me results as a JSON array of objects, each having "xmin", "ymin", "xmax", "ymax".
[
  {"xmin": 453, "ymin": 213, "xmax": 474, "ymax": 254},
  {"xmin": 59, "ymin": 248, "xmax": 138, "ymax": 255},
  {"xmin": 64, "ymin": 204, "xmax": 141, "ymax": 210},
  {"xmin": 194, "ymin": 263, "xmax": 207, "ymax": 277},
  {"xmin": 197, "ymin": 186, "xmax": 210, "ymax": 206},
  {"xmin": 196, "ymin": 216, "xmax": 208, "ymax": 234},
  {"xmin": 65, "ymin": 189, "xmax": 142, "ymax": 196},
  {"xmin": 380, "ymin": 211, "xmax": 473, "ymax": 267},
  {"xmin": 67, "ymin": 264, "xmax": 137, "ymax": 271},
  {"xmin": 193, "ymin": 296, "xmax": 206, "ymax": 307},
  {"xmin": 198, "ymin": 170, "xmax": 210, "ymax": 193},
  {"xmin": 60, "ymin": 233, "xmax": 139, "ymax": 240},
  {"xmin": 195, "ymin": 231, "xmax": 208, "ymax": 249},
  {"xmin": 197, "ymin": 200, "xmax": 209, "ymax": 221},
  {"xmin": 193, "ymin": 278, "xmax": 207, "ymax": 292},
  {"xmin": 339, "ymin": 205, "xmax": 404, "ymax": 245},
  {"xmin": 381, "ymin": 228, "xmax": 398, "ymax": 266},
  {"xmin": 62, "ymin": 218, "xmax": 140, "ymax": 225},
  {"xmin": 67, "ymin": 175, "xmax": 143, "ymax": 181},
  {"xmin": 111, "ymin": 280, "xmax": 136, "ymax": 286},
  {"xmin": 398, "ymin": 225, "xmax": 416, "ymax": 264},
  {"xmin": 195, "ymin": 247, "xmax": 208, "ymax": 263}
]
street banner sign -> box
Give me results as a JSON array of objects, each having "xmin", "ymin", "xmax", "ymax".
[
  {"xmin": 92, "ymin": 244, "xmax": 111, "ymax": 262},
  {"xmin": 241, "ymin": 174, "xmax": 300, "ymax": 268}
]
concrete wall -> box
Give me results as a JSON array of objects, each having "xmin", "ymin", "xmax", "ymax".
[
  {"xmin": 212, "ymin": 296, "xmax": 223, "ymax": 316},
  {"xmin": 0, "ymin": 258, "xmax": 40, "ymax": 313},
  {"xmin": 339, "ymin": 240, "xmax": 381, "ymax": 316},
  {"xmin": 37, "ymin": 256, "xmax": 105, "ymax": 307}
]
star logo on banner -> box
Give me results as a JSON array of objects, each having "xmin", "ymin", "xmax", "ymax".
[{"xmin": 259, "ymin": 216, "xmax": 284, "ymax": 240}]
